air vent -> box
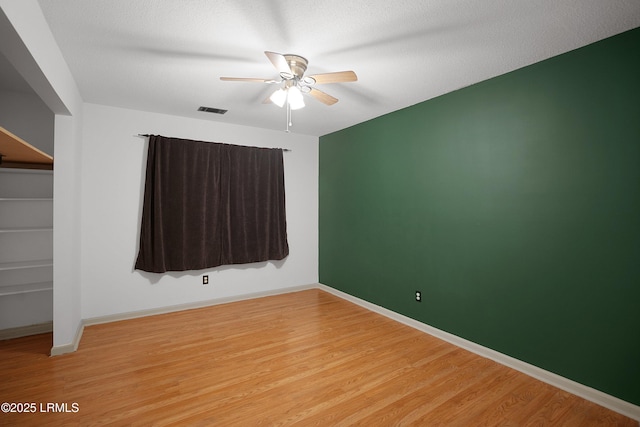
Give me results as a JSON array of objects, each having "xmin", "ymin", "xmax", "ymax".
[{"xmin": 198, "ymin": 106, "xmax": 228, "ymax": 115}]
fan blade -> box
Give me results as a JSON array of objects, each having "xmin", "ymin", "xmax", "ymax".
[
  {"xmin": 306, "ymin": 71, "xmax": 357, "ymax": 85},
  {"xmin": 309, "ymin": 88, "xmax": 338, "ymax": 105},
  {"xmin": 220, "ymin": 77, "xmax": 278, "ymax": 83},
  {"xmin": 265, "ymin": 51, "xmax": 293, "ymax": 75}
]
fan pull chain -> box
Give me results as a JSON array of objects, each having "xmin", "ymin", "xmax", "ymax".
[{"xmin": 286, "ymin": 98, "xmax": 292, "ymax": 132}]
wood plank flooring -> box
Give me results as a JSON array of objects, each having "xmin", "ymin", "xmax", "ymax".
[{"xmin": 0, "ymin": 289, "xmax": 636, "ymax": 426}]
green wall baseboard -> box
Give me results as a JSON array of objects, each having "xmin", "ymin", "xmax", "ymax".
[{"xmin": 319, "ymin": 284, "xmax": 640, "ymax": 421}]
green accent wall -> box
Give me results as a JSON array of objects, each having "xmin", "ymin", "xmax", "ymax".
[{"xmin": 319, "ymin": 28, "xmax": 640, "ymax": 405}]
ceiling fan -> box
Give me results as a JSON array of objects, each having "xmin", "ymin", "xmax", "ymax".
[{"xmin": 220, "ymin": 51, "xmax": 357, "ymax": 131}]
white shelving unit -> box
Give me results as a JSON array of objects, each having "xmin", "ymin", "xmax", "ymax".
[{"xmin": 0, "ymin": 168, "xmax": 53, "ymax": 334}]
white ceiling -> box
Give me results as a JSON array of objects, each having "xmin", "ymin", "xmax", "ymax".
[{"xmin": 33, "ymin": 0, "xmax": 640, "ymax": 137}]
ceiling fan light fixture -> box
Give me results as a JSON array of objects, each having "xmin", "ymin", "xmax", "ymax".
[
  {"xmin": 220, "ymin": 51, "xmax": 357, "ymax": 130},
  {"xmin": 270, "ymin": 88, "xmax": 287, "ymax": 107},
  {"xmin": 288, "ymin": 86, "xmax": 305, "ymax": 110}
]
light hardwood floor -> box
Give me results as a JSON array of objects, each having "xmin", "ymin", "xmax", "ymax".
[{"xmin": 0, "ymin": 289, "xmax": 636, "ymax": 426}]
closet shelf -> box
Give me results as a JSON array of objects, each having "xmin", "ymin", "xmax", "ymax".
[
  {"xmin": 0, "ymin": 260, "xmax": 53, "ymax": 271},
  {"xmin": 0, "ymin": 198, "xmax": 53, "ymax": 201},
  {"xmin": 0, "ymin": 281, "xmax": 53, "ymax": 296},
  {"xmin": 0, "ymin": 227, "xmax": 53, "ymax": 233},
  {"xmin": 0, "ymin": 127, "xmax": 53, "ymax": 169}
]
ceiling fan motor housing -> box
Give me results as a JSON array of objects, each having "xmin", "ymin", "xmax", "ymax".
[{"xmin": 282, "ymin": 54, "xmax": 308, "ymax": 80}]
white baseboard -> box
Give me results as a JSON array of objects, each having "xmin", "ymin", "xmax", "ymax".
[
  {"xmin": 82, "ymin": 283, "xmax": 317, "ymax": 326},
  {"xmin": 0, "ymin": 321, "xmax": 53, "ymax": 340},
  {"xmin": 318, "ymin": 283, "xmax": 640, "ymax": 422},
  {"xmin": 48, "ymin": 284, "xmax": 316, "ymax": 356},
  {"xmin": 50, "ymin": 322, "xmax": 84, "ymax": 356}
]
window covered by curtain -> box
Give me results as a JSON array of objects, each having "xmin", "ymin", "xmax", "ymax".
[{"xmin": 135, "ymin": 135, "xmax": 288, "ymax": 273}]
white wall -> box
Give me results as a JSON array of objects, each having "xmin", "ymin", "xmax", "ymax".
[
  {"xmin": 2, "ymin": 1, "xmax": 318, "ymax": 348},
  {"xmin": 0, "ymin": 292, "xmax": 53, "ymax": 329},
  {"xmin": 1, "ymin": 1, "xmax": 84, "ymax": 351},
  {"xmin": 80, "ymin": 103, "xmax": 318, "ymax": 319},
  {"xmin": 52, "ymin": 112, "xmax": 83, "ymax": 350},
  {"xmin": 0, "ymin": 89, "xmax": 54, "ymax": 155}
]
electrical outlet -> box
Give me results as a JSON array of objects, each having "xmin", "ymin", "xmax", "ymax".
[
  {"xmin": 202, "ymin": 275, "xmax": 209, "ymax": 285},
  {"xmin": 415, "ymin": 291, "xmax": 422, "ymax": 302}
]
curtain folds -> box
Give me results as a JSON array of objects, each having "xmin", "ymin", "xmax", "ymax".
[{"xmin": 135, "ymin": 135, "xmax": 288, "ymax": 273}]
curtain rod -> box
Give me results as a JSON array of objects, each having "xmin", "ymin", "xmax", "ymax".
[{"xmin": 136, "ymin": 134, "xmax": 291, "ymax": 152}]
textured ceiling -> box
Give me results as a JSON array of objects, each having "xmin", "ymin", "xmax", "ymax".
[{"xmin": 35, "ymin": 0, "xmax": 640, "ymax": 136}]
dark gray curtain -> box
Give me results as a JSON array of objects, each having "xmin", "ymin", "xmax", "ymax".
[{"xmin": 135, "ymin": 135, "xmax": 289, "ymax": 273}]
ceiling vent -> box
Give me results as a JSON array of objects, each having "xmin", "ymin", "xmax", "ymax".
[{"xmin": 198, "ymin": 106, "xmax": 228, "ymax": 114}]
